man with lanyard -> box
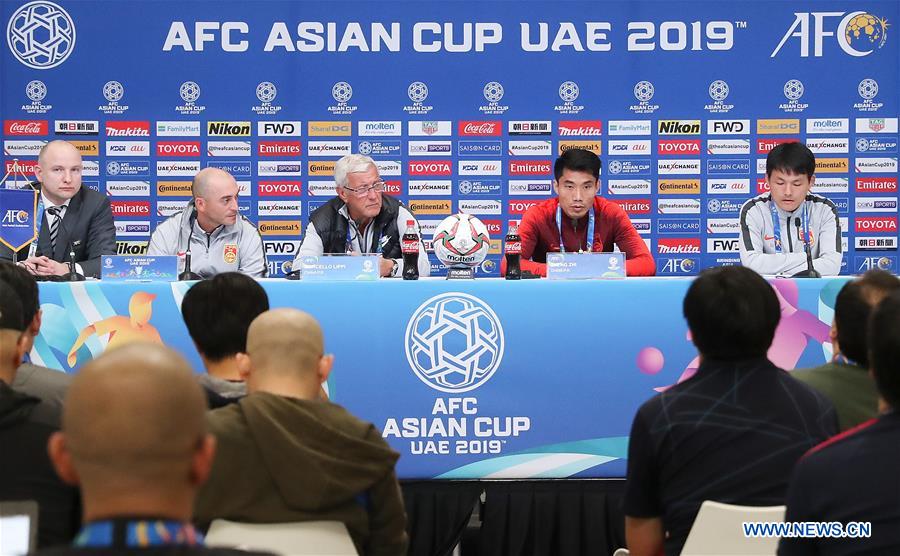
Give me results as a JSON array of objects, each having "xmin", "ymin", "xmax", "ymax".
[
  {"xmin": 739, "ymin": 142, "xmax": 842, "ymax": 276},
  {"xmin": 501, "ymin": 148, "xmax": 655, "ymax": 277},
  {"xmin": 1, "ymin": 140, "xmax": 116, "ymax": 278},
  {"xmin": 294, "ymin": 153, "xmax": 430, "ymax": 277},
  {"xmin": 39, "ymin": 343, "xmax": 271, "ymax": 556},
  {"xmin": 147, "ymin": 167, "xmax": 266, "ymax": 278}
]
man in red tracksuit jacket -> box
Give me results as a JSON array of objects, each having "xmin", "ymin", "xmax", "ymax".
[{"xmin": 501, "ymin": 148, "xmax": 656, "ymax": 277}]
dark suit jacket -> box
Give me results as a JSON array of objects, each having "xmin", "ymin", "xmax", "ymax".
[{"xmin": 0, "ymin": 185, "xmax": 116, "ymax": 277}]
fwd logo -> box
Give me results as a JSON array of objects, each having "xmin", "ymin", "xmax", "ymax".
[
  {"xmin": 263, "ymin": 241, "xmax": 300, "ymax": 255},
  {"xmin": 258, "ymin": 121, "xmax": 302, "ymax": 136}
]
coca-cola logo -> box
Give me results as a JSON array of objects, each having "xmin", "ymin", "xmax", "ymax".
[
  {"xmin": 4, "ymin": 120, "xmax": 48, "ymax": 135},
  {"xmin": 504, "ymin": 240, "xmax": 522, "ymax": 254},
  {"xmin": 459, "ymin": 121, "xmax": 501, "ymax": 136},
  {"xmin": 157, "ymin": 142, "xmax": 200, "ymax": 156}
]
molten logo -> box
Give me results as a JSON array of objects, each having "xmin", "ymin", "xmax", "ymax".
[
  {"xmin": 856, "ymin": 217, "xmax": 898, "ymax": 232},
  {"xmin": 258, "ymin": 181, "xmax": 302, "ymax": 197},
  {"xmin": 459, "ymin": 121, "xmax": 501, "ymax": 136},
  {"xmin": 4, "ymin": 120, "xmax": 48, "ymax": 135},
  {"xmin": 409, "ymin": 161, "xmax": 452, "ymax": 175},
  {"xmin": 658, "ymin": 140, "xmax": 701, "ymax": 154},
  {"xmin": 157, "ymin": 142, "xmax": 200, "ymax": 156}
]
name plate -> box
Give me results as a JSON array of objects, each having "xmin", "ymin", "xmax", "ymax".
[
  {"xmin": 300, "ymin": 254, "xmax": 380, "ymax": 281},
  {"xmin": 101, "ymin": 256, "xmax": 179, "ymax": 281},
  {"xmin": 546, "ymin": 252, "xmax": 626, "ymax": 280}
]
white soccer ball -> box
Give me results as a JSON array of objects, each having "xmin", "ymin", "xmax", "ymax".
[{"xmin": 432, "ymin": 213, "xmax": 492, "ymax": 269}]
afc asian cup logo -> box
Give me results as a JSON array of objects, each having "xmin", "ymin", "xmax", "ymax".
[
  {"xmin": 358, "ymin": 141, "xmax": 372, "ymax": 155},
  {"xmin": 856, "ymin": 138, "xmax": 870, "ymax": 152},
  {"xmin": 558, "ymin": 81, "xmax": 579, "ymax": 103},
  {"xmin": 180, "ymin": 81, "xmax": 201, "ymax": 103},
  {"xmin": 483, "ymin": 81, "xmax": 504, "ymax": 103},
  {"xmin": 783, "ymin": 79, "xmax": 804, "ymax": 101},
  {"xmin": 708, "ymin": 80, "xmax": 729, "ymax": 102},
  {"xmin": 608, "ymin": 160, "xmax": 623, "ymax": 175},
  {"xmin": 707, "ymin": 199, "xmax": 722, "ymax": 213},
  {"xmin": 106, "ymin": 161, "xmax": 121, "ymax": 175},
  {"xmin": 634, "ymin": 80, "xmax": 654, "ymax": 102},
  {"xmin": 405, "ymin": 292, "xmax": 505, "ymax": 393},
  {"xmin": 408, "ymin": 81, "xmax": 429, "ymax": 103},
  {"xmin": 103, "ymin": 80, "xmax": 124, "ymax": 103},
  {"xmin": 858, "ymin": 78, "xmax": 879, "ymax": 100},
  {"xmin": 7, "ymin": 0, "xmax": 76, "ymax": 70},
  {"xmin": 256, "ymin": 81, "xmax": 277, "ymax": 103},
  {"xmin": 332, "ymin": 81, "xmax": 353, "ymax": 103},
  {"xmin": 25, "ymin": 79, "xmax": 46, "ymax": 102},
  {"xmin": 458, "ymin": 180, "xmax": 473, "ymax": 195}
]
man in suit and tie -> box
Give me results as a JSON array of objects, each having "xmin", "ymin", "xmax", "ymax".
[{"xmin": 1, "ymin": 140, "xmax": 116, "ymax": 278}]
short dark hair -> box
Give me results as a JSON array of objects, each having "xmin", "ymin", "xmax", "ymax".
[
  {"xmin": 834, "ymin": 269, "xmax": 900, "ymax": 366},
  {"xmin": 0, "ymin": 279, "xmax": 26, "ymax": 332},
  {"xmin": 554, "ymin": 148, "xmax": 601, "ymax": 181},
  {"xmin": 766, "ymin": 142, "xmax": 815, "ymax": 178},
  {"xmin": 684, "ymin": 266, "xmax": 780, "ymax": 360},
  {"xmin": 869, "ymin": 290, "xmax": 900, "ymax": 408},
  {"xmin": 180, "ymin": 272, "xmax": 269, "ymax": 361},
  {"xmin": 0, "ymin": 261, "xmax": 39, "ymax": 329}
]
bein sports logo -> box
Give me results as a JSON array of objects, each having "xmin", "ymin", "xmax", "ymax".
[
  {"xmin": 405, "ymin": 292, "xmax": 504, "ymax": 393},
  {"xmin": 7, "ymin": 0, "xmax": 75, "ymax": 69}
]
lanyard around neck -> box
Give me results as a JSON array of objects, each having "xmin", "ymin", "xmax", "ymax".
[
  {"xmin": 556, "ymin": 205, "xmax": 595, "ymax": 254},
  {"xmin": 769, "ymin": 199, "xmax": 809, "ymax": 253}
]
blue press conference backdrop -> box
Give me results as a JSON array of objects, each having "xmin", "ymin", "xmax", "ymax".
[{"xmin": 2, "ymin": 1, "xmax": 899, "ymax": 276}]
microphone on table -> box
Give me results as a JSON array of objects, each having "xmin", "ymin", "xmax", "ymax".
[
  {"xmin": 791, "ymin": 217, "xmax": 821, "ymax": 278},
  {"xmin": 179, "ymin": 209, "xmax": 203, "ymax": 281}
]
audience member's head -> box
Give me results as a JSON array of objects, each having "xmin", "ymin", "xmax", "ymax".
[
  {"xmin": 238, "ymin": 308, "xmax": 333, "ymax": 396},
  {"xmin": 0, "ymin": 260, "xmax": 41, "ymax": 346},
  {"xmin": 180, "ymin": 272, "xmax": 269, "ymax": 365},
  {"xmin": 47, "ymin": 343, "xmax": 215, "ymax": 522},
  {"xmin": 832, "ymin": 269, "xmax": 900, "ymax": 366},
  {"xmin": 869, "ymin": 290, "xmax": 900, "ymax": 410},
  {"xmin": 0, "ymin": 280, "xmax": 28, "ymax": 382},
  {"xmin": 684, "ymin": 266, "xmax": 780, "ymax": 360}
]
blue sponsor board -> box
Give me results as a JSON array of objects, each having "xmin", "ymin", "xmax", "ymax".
[
  {"xmin": 607, "ymin": 159, "xmax": 651, "ymax": 176},
  {"xmin": 207, "ymin": 160, "xmax": 252, "ymax": 177},
  {"xmin": 125, "ymin": 223, "xmax": 150, "ymax": 234},
  {"xmin": 308, "ymin": 200, "xmax": 328, "ymax": 213},
  {"xmin": 707, "ymin": 159, "xmax": 751, "ymax": 175},
  {"xmin": 358, "ymin": 139, "xmax": 401, "ymax": 156},
  {"xmin": 657, "ymin": 257, "xmax": 699, "ymax": 275},
  {"xmin": 657, "ymin": 218, "xmax": 701, "ymax": 234},
  {"xmin": 266, "ymin": 255, "xmax": 294, "ymax": 278},
  {"xmin": 238, "ymin": 202, "xmax": 253, "ymax": 214},
  {"xmin": 706, "ymin": 198, "xmax": 743, "ymax": 215},
  {"xmin": 459, "ymin": 140, "xmax": 503, "ymax": 156},
  {"xmin": 831, "ymin": 197, "xmax": 850, "ymax": 215},
  {"xmin": 105, "ymin": 160, "xmax": 150, "ymax": 177},
  {"xmin": 705, "ymin": 256, "xmax": 741, "ymax": 268},
  {"xmin": 855, "ymin": 255, "xmax": 897, "ymax": 272},
  {"xmin": 83, "ymin": 181, "xmax": 100, "ymax": 192},
  {"xmin": 458, "ymin": 179, "xmax": 502, "ymax": 195},
  {"xmin": 856, "ymin": 137, "xmax": 899, "ymax": 154},
  {"xmin": 632, "ymin": 220, "xmax": 651, "ymax": 234}
]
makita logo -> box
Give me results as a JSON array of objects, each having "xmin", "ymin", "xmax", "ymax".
[
  {"xmin": 558, "ymin": 120, "xmax": 602, "ymax": 136},
  {"xmin": 409, "ymin": 161, "xmax": 452, "ymax": 175},
  {"xmin": 258, "ymin": 141, "xmax": 302, "ymax": 156},
  {"xmin": 658, "ymin": 140, "xmax": 701, "ymax": 154},
  {"xmin": 258, "ymin": 181, "xmax": 302, "ymax": 197},
  {"xmin": 757, "ymin": 138, "xmax": 799, "ymax": 153},
  {"xmin": 658, "ymin": 238, "xmax": 701, "ymax": 254},
  {"xmin": 856, "ymin": 217, "xmax": 898, "ymax": 232},
  {"xmin": 157, "ymin": 142, "xmax": 200, "ymax": 156},
  {"xmin": 658, "ymin": 120, "xmax": 701, "ymax": 135},
  {"xmin": 857, "ymin": 177, "xmax": 898, "ymax": 192},
  {"xmin": 4, "ymin": 120, "xmax": 47, "ymax": 135},
  {"xmin": 208, "ymin": 122, "xmax": 251, "ymax": 136},
  {"xmin": 614, "ymin": 199, "xmax": 652, "ymax": 214},
  {"xmin": 459, "ymin": 121, "xmax": 501, "ymax": 136},
  {"xmin": 258, "ymin": 121, "xmax": 302, "ymax": 136},
  {"xmin": 111, "ymin": 201, "xmax": 151, "ymax": 216},
  {"xmin": 106, "ymin": 121, "xmax": 150, "ymax": 136},
  {"xmin": 509, "ymin": 161, "xmax": 551, "ymax": 175},
  {"xmin": 508, "ymin": 200, "xmax": 540, "ymax": 214}
]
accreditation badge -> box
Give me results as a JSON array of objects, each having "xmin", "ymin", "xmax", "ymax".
[{"xmin": 223, "ymin": 244, "xmax": 238, "ymax": 264}]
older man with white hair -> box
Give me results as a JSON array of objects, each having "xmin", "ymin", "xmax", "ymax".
[{"xmin": 294, "ymin": 154, "xmax": 429, "ymax": 277}]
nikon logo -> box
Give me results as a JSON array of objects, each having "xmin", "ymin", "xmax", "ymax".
[
  {"xmin": 658, "ymin": 120, "xmax": 701, "ymax": 135},
  {"xmin": 116, "ymin": 241, "xmax": 149, "ymax": 255},
  {"xmin": 207, "ymin": 122, "xmax": 251, "ymax": 136},
  {"xmin": 156, "ymin": 181, "xmax": 193, "ymax": 196},
  {"xmin": 259, "ymin": 220, "xmax": 302, "ymax": 235}
]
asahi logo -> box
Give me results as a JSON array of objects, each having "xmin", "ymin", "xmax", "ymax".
[
  {"xmin": 403, "ymin": 81, "xmax": 433, "ymax": 115},
  {"xmin": 479, "ymin": 81, "xmax": 508, "ymax": 115},
  {"xmin": 629, "ymin": 81, "xmax": 659, "ymax": 114},
  {"xmin": 704, "ymin": 80, "xmax": 734, "ymax": 113},
  {"xmin": 176, "ymin": 81, "xmax": 206, "ymax": 115}
]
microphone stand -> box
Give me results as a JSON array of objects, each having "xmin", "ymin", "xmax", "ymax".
[
  {"xmin": 178, "ymin": 210, "xmax": 202, "ymax": 281},
  {"xmin": 65, "ymin": 243, "xmax": 85, "ymax": 281},
  {"xmin": 791, "ymin": 217, "xmax": 821, "ymax": 278}
]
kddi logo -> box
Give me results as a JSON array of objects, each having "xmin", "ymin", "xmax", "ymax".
[{"xmin": 771, "ymin": 11, "xmax": 889, "ymax": 57}]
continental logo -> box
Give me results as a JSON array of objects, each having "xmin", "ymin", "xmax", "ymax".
[
  {"xmin": 816, "ymin": 158, "xmax": 849, "ymax": 173},
  {"xmin": 69, "ymin": 141, "xmax": 98, "ymax": 156},
  {"xmin": 308, "ymin": 121, "xmax": 352, "ymax": 136},
  {"xmin": 258, "ymin": 220, "xmax": 302, "ymax": 236},
  {"xmin": 558, "ymin": 140, "xmax": 601, "ymax": 155},
  {"xmin": 408, "ymin": 200, "xmax": 452, "ymax": 214},
  {"xmin": 207, "ymin": 121, "xmax": 251, "ymax": 136},
  {"xmin": 657, "ymin": 120, "xmax": 701, "ymax": 135},
  {"xmin": 308, "ymin": 161, "xmax": 336, "ymax": 175},
  {"xmin": 756, "ymin": 119, "xmax": 801, "ymax": 134},
  {"xmin": 156, "ymin": 181, "xmax": 193, "ymax": 196},
  {"xmin": 488, "ymin": 239, "xmax": 502, "ymax": 255},
  {"xmin": 657, "ymin": 179, "xmax": 701, "ymax": 194}
]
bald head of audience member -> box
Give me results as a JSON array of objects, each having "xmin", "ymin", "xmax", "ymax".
[
  {"xmin": 47, "ymin": 343, "xmax": 216, "ymax": 522},
  {"xmin": 237, "ymin": 309, "xmax": 334, "ymax": 399},
  {"xmin": 0, "ymin": 281, "xmax": 28, "ymax": 383},
  {"xmin": 192, "ymin": 167, "xmax": 239, "ymax": 233}
]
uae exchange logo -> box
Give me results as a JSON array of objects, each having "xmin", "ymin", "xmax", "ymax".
[
  {"xmin": 405, "ymin": 292, "xmax": 504, "ymax": 393},
  {"xmin": 7, "ymin": 0, "xmax": 75, "ymax": 69}
]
